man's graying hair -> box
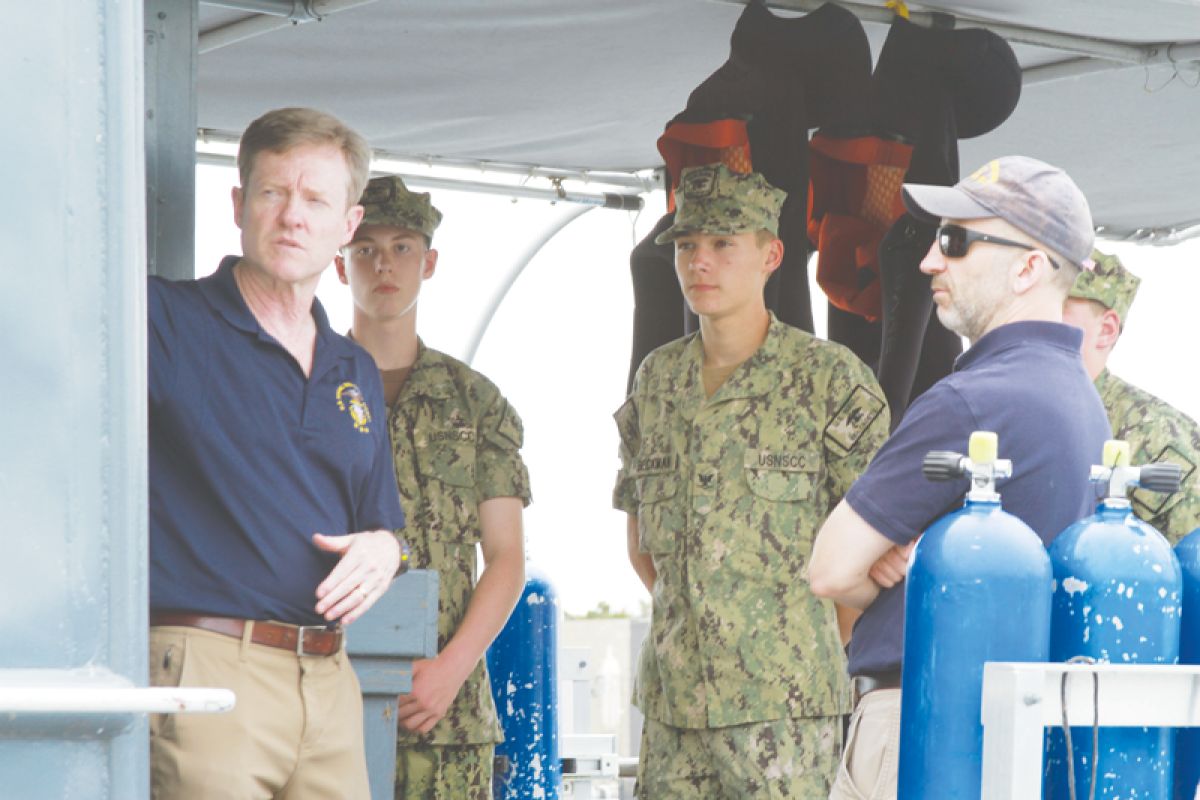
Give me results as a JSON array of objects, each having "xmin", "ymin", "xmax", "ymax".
[
  {"xmin": 994, "ymin": 220, "xmax": 1078, "ymax": 294},
  {"xmin": 237, "ymin": 108, "xmax": 372, "ymax": 207}
]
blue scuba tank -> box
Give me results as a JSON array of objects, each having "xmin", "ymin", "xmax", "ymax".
[
  {"xmin": 898, "ymin": 432, "xmax": 1054, "ymax": 799},
  {"xmin": 487, "ymin": 562, "xmax": 562, "ymax": 800},
  {"xmin": 1173, "ymin": 526, "xmax": 1200, "ymax": 800},
  {"xmin": 1045, "ymin": 440, "xmax": 1183, "ymax": 800}
]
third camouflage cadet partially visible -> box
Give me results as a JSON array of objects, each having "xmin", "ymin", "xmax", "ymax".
[{"xmin": 1067, "ymin": 250, "xmax": 1200, "ymax": 544}]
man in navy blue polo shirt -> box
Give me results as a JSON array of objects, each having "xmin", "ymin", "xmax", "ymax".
[
  {"xmin": 147, "ymin": 107, "xmax": 406, "ymax": 800},
  {"xmin": 809, "ymin": 156, "xmax": 1111, "ymax": 800}
]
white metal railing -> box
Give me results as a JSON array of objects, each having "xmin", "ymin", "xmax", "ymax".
[
  {"xmin": 0, "ymin": 668, "xmax": 235, "ymax": 717},
  {"xmin": 980, "ymin": 662, "xmax": 1200, "ymax": 800},
  {"xmin": 0, "ymin": 687, "xmax": 235, "ymax": 715}
]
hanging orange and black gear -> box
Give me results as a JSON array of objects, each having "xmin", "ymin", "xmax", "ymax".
[
  {"xmin": 627, "ymin": 2, "xmax": 873, "ymax": 390},
  {"xmin": 626, "ymin": 1, "xmax": 1023, "ymax": 424}
]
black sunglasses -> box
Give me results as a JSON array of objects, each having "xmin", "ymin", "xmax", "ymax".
[{"xmin": 937, "ymin": 223, "xmax": 1060, "ymax": 270}]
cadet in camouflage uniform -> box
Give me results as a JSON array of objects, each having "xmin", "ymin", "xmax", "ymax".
[
  {"xmin": 1064, "ymin": 249, "xmax": 1200, "ymax": 544},
  {"xmin": 336, "ymin": 176, "xmax": 531, "ymax": 799},
  {"xmin": 613, "ymin": 163, "xmax": 890, "ymax": 798}
]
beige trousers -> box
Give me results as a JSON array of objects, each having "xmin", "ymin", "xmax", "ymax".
[
  {"xmin": 828, "ymin": 688, "xmax": 901, "ymax": 800},
  {"xmin": 149, "ymin": 624, "xmax": 369, "ymax": 800}
]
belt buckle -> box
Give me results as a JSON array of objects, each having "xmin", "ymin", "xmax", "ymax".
[{"xmin": 296, "ymin": 625, "xmax": 325, "ymax": 656}]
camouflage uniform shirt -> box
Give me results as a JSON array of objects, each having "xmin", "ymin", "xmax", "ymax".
[
  {"xmin": 390, "ymin": 340, "xmax": 532, "ymax": 745},
  {"xmin": 613, "ymin": 314, "xmax": 889, "ymax": 729},
  {"xmin": 1096, "ymin": 368, "xmax": 1200, "ymax": 545}
]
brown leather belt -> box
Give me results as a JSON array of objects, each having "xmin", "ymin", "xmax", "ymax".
[
  {"xmin": 851, "ymin": 672, "xmax": 902, "ymax": 707},
  {"xmin": 150, "ymin": 612, "xmax": 343, "ymax": 656}
]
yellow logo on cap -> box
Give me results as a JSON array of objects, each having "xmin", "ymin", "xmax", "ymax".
[
  {"xmin": 336, "ymin": 382, "xmax": 372, "ymax": 433},
  {"xmin": 969, "ymin": 160, "xmax": 1002, "ymax": 185}
]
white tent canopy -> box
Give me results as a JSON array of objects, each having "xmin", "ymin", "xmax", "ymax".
[{"xmin": 196, "ymin": 0, "xmax": 1200, "ymax": 241}]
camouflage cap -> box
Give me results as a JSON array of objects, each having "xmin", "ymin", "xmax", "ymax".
[
  {"xmin": 358, "ymin": 175, "xmax": 443, "ymax": 239},
  {"xmin": 1069, "ymin": 249, "xmax": 1141, "ymax": 324},
  {"xmin": 655, "ymin": 164, "xmax": 786, "ymax": 245},
  {"xmin": 902, "ymin": 155, "xmax": 1095, "ymax": 269}
]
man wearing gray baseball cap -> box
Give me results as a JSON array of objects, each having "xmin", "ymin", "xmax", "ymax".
[{"xmin": 810, "ymin": 156, "xmax": 1110, "ymax": 799}]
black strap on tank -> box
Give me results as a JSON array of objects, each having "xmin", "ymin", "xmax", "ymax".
[{"xmin": 1061, "ymin": 655, "xmax": 1099, "ymax": 800}]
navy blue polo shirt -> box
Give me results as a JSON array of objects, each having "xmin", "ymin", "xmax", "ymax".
[
  {"xmin": 845, "ymin": 321, "xmax": 1110, "ymax": 676},
  {"xmin": 148, "ymin": 257, "xmax": 405, "ymax": 626}
]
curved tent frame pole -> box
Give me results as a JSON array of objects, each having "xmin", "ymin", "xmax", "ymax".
[{"xmin": 463, "ymin": 203, "xmax": 595, "ymax": 366}]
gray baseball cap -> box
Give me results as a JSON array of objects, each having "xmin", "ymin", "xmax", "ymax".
[{"xmin": 902, "ymin": 156, "xmax": 1095, "ymax": 269}]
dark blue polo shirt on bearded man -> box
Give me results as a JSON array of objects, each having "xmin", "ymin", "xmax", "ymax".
[
  {"xmin": 844, "ymin": 320, "xmax": 1109, "ymax": 678},
  {"xmin": 148, "ymin": 256, "xmax": 405, "ymax": 627}
]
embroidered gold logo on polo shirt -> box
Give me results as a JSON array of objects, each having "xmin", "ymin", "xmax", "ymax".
[{"xmin": 336, "ymin": 382, "xmax": 372, "ymax": 433}]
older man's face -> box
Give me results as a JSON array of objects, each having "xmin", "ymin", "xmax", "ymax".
[
  {"xmin": 920, "ymin": 218, "xmax": 1019, "ymax": 343},
  {"xmin": 232, "ymin": 144, "xmax": 364, "ymax": 290}
]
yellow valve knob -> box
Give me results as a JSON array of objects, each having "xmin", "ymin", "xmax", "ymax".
[
  {"xmin": 1103, "ymin": 439, "xmax": 1130, "ymax": 468},
  {"xmin": 969, "ymin": 431, "xmax": 999, "ymax": 465}
]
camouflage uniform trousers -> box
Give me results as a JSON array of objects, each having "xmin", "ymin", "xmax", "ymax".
[
  {"xmin": 395, "ymin": 743, "xmax": 493, "ymax": 800},
  {"xmin": 635, "ymin": 715, "xmax": 843, "ymax": 799}
]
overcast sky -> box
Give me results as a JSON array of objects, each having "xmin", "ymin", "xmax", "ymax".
[{"xmin": 197, "ymin": 163, "xmax": 1200, "ymax": 617}]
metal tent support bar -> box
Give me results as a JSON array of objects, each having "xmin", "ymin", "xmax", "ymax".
[
  {"xmin": 195, "ymin": 151, "xmax": 644, "ymax": 209},
  {"xmin": 1024, "ymin": 41, "xmax": 1200, "ymax": 86},
  {"xmin": 1100, "ymin": 218, "xmax": 1200, "ymax": 247},
  {"xmin": 198, "ymin": 0, "xmax": 378, "ymax": 53},
  {"xmin": 376, "ymin": 153, "xmax": 663, "ymax": 193},
  {"xmin": 463, "ymin": 204, "xmax": 595, "ymax": 366},
  {"xmin": 197, "ymin": 128, "xmax": 662, "ymax": 192},
  {"xmin": 199, "ymin": 13, "xmax": 290, "ymax": 51},
  {"xmin": 202, "ymin": 0, "xmax": 321, "ymax": 21},
  {"xmin": 372, "ymin": 172, "xmax": 644, "ymax": 210}
]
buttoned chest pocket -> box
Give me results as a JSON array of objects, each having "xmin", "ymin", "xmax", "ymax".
[
  {"xmin": 739, "ymin": 449, "xmax": 820, "ymax": 570},
  {"xmin": 634, "ymin": 453, "xmax": 681, "ymax": 555},
  {"xmin": 744, "ymin": 449, "xmax": 818, "ymax": 502},
  {"xmin": 414, "ymin": 437, "xmax": 478, "ymax": 544}
]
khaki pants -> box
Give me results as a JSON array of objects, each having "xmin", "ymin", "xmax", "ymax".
[
  {"xmin": 149, "ymin": 624, "xmax": 369, "ymax": 800},
  {"xmin": 636, "ymin": 715, "xmax": 842, "ymax": 799},
  {"xmin": 828, "ymin": 688, "xmax": 900, "ymax": 800}
]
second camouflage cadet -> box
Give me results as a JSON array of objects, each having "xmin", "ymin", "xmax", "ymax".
[
  {"xmin": 337, "ymin": 175, "xmax": 532, "ymax": 799},
  {"xmin": 614, "ymin": 163, "xmax": 890, "ymax": 797},
  {"xmin": 1065, "ymin": 250, "xmax": 1200, "ymax": 544}
]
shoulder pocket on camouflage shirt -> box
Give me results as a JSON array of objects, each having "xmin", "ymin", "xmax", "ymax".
[
  {"xmin": 484, "ymin": 401, "xmax": 525, "ymax": 451},
  {"xmin": 743, "ymin": 449, "xmax": 817, "ymax": 502}
]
